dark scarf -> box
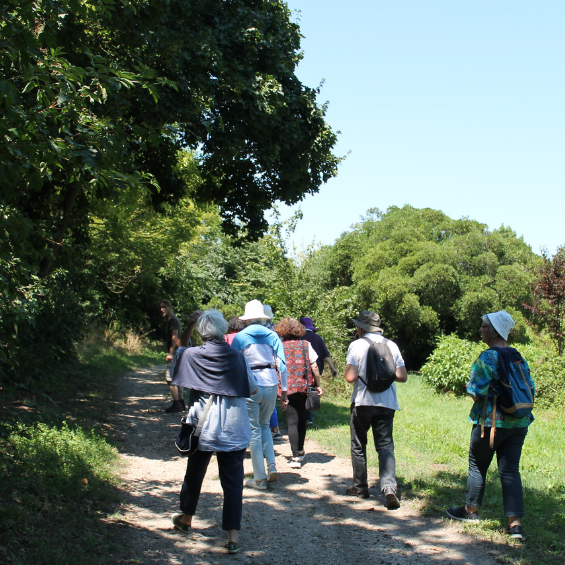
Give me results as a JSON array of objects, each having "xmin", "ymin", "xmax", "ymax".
[{"xmin": 171, "ymin": 339, "xmax": 250, "ymax": 397}]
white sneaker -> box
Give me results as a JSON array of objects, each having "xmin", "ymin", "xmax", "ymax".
[
  {"xmin": 245, "ymin": 478, "xmax": 267, "ymax": 490},
  {"xmin": 296, "ymin": 451, "xmax": 306, "ymax": 461},
  {"xmin": 287, "ymin": 458, "xmax": 301, "ymax": 469},
  {"xmin": 267, "ymin": 464, "xmax": 278, "ymax": 482}
]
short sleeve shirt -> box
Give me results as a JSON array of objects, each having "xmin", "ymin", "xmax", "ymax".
[
  {"xmin": 346, "ymin": 333, "xmax": 405, "ymax": 410},
  {"xmin": 166, "ymin": 315, "xmax": 181, "ymax": 351}
]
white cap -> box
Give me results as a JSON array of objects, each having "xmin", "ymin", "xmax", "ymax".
[{"xmin": 486, "ymin": 311, "xmax": 515, "ymax": 340}]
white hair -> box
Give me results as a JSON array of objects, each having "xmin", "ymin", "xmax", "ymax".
[{"xmin": 196, "ymin": 309, "xmax": 228, "ymax": 341}]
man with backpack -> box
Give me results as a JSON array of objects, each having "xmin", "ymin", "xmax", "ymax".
[{"xmin": 344, "ymin": 310, "xmax": 407, "ymax": 508}]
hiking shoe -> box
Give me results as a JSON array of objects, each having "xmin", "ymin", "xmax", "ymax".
[
  {"xmin": 287, "ymin": 458, "xmax": 301, "ymax": 469},
  {"xmin": 244, "ymin": 478, "xmax": 267, "ymax": 490},
  {"xmin": 227, "ymin": 542, "xmax": 242, "ymax": 554},
  {"xmin": 507, "ymin": 525, "xmax": 524, "ymax": 540},
  {"xmin": 384, "ymin": 487, "xmax": 400, "ymax": 509},
  {"xmin": 345, "ymin": 486, "xmax": 369, "ymax": 498},
  {"xmin": 267, "ymin": 464, "xmax": 278, "ymax": 482},
  {"xmin": 272, "ymin": 431, "xmax": 283, "ymax": 441},
  {"xmin": 446, "ymin": 505, "xmax": 480, "ymax": 522},
  {"xmin": 171, "ymin": 514, "xmax": 190, "ymax": 533},
  {"xmin": 165, "ymin": 400, "xmax": 183, "ymax": 413}
]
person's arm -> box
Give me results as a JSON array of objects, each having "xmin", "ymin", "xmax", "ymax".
[
  {"xmin": 177, "ymin": 310, "xmax": 201, "ymax": 348},
  {"xmin": 311, "ymin": 362, "xmax": 323, "ymax": 397},
  {"xmin": 344, "ymin": 363, "xmax": 358, "ymax": 383},
  {"xmin": 166, "ymin": 328, "xmax": 179, "ymax": 361},
  {"xmin": 395, "ymin": 366, "xmax": 408, "ymax": 383},
  {"xmin": 325, "ymin": 356, "xmax": 338, "ymax": 377}
]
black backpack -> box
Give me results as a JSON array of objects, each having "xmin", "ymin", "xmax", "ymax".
[{"xmin": 358, "ymin": 337, "xmax": 397, "ymax": 393}]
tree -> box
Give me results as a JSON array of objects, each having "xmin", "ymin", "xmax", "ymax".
[
  {"xmin": 297, "ymin": 206, "xmax": 538, "ymax": 368},
  {"xmin": 1, "ymin": 1, "xmax": 339, "ymax": 382},
  {"xmin": 525, "ymin": 247, "xmax": 565, "ymax": 355}
]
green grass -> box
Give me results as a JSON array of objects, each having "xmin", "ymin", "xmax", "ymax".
[
  {"xmin": 305, "ymin": 374, "xmax": 565, "ymax": 565},
  {"xmin": 0, "ymin": 340, "xmax": 163, "ymax": 565}
]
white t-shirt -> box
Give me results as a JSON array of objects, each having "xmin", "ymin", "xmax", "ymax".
[{"xmin": 346, "ymin": 332, "xmax": 405, "ymax": 410}]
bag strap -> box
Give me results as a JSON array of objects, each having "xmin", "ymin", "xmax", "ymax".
[
  {"xmin": 301, "ymin": 341, "xmax": 311, "ymax": 385},
  {"xmin": 194, "ymin": 394, "xmax": 216, "ymax": 438}
]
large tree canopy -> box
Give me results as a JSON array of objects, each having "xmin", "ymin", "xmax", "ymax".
[{"xmin": 0, "ymin": 0, "xmax": 338, "ymax": 381}]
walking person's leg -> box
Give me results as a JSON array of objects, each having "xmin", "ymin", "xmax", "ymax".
[
  {"xmin": 246, "ymin": 387, "xmax": 266, "ymax": 482},
  {"xmin": 371, "ymin": 408, "xmax": 397, "ymax": 492},
  {"xmin": 258, "ymin": 385, "xmax": 278, "ymax": 470},
  {"xmin": 217, "ymin": 449, "xmax": 246, "ymax": 551},
  {"xmin": 496, "ymin": 427, "xmax": 528, "ymax": 532},
  {"xmin": 174, "ymin": 450, "xmax": 213, "ymax": 530},
  {"xmin": 348, "ymin": 404, "xmax": 371, "ymax": 496}
]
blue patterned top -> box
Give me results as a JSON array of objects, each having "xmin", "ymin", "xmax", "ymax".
[{"xmin": 467, "ymin": 349, "xmax": 534, "ymax": 428}]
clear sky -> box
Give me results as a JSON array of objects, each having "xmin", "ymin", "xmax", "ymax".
[{"xmin": 276, "ymin": 0, "xmax": 564, "ymax": 256}]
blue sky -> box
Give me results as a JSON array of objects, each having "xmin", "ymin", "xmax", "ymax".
[{"xmin": 276, "ymin": 0, "xmax": 564, "ymax": 256}]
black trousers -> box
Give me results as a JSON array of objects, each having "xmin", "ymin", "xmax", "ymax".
[
  {"xmin": 179, "ymin": 448, "xmax": 246, "ymax": 531},
  {"xmin": 286, "ymin": 393, "xmax": 307, "ymax": 456}
]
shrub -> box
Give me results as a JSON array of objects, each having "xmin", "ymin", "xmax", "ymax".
[{"xmin": 421, "ymin": 334, "xmax": 485, "ymax": 395}]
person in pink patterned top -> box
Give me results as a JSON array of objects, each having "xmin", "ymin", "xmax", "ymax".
[{"xmin": 274, "ymin": 317, "xmax": 322, "ymax": 469}]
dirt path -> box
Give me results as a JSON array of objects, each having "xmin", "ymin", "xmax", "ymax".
[{"xmin": 112, "ymin": 366, "xmax": 502, "ymax": 564}]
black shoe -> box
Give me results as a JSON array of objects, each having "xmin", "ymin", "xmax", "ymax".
[
  {"xmin": 446, "ymin": 505, "xmax": 480, "ymax": 522},
  {"xmin": 384, "ymin": 487, "xmax": 400, "ymax": 509},
  {"xmin": 180, "ymin": 399, "xmax": 186, "ymax": 411},
  {"xmin": 345, "ymin": 486, "xmax": 369, "ymax": 498},
  {"xmin": 507, "ymin": 525, "xmax": 524, "ymax": 540},
  {"xmin": 165, "ymin": 400, "xmax": 183, "ymax": 413}
]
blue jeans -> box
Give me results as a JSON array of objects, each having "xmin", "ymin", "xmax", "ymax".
[
  {"xmin": 246, "ymin": 385, "xmax": 278, "ymax": 480},
  {"xmin": 466, "ymin": 424, "xmax": 528, "ymax": 517},
  {"xmin": 350, "ymin": 404, "xmax": 396, "ymax": 492}
]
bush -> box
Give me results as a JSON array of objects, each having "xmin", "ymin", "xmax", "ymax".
[{"xmin": 421, "ymin": 334, "xmax": 485, "ymax": 395}]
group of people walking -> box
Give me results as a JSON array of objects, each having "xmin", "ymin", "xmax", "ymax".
[{"xmin": 160, "ymin": 299, "xmax": 533, "ymax": 553}]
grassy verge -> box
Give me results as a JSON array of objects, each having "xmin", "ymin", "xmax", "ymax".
[
  {"xmin": 0, "ymin": 338, "xmax": 163, "ymax": 565},
  {"xmin": 304, "ymin": 373, "xmax": 565, "ymax": 565}
]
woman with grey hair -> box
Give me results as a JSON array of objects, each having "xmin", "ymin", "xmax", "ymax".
[
  {"xmin": 169, "ymin": 309, "xmax": 257, "ymax": 554},
  {"xmin": 447, "ymin": 311, "xmax": 535, "ymax": 540}
]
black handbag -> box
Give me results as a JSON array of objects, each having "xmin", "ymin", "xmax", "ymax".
[
  {"xmin": 305, "ymin": 386, "xmax": 321, "ymax": 411},
  {"xmin": 175, "ymin": 394, "xmax": 216, "ymax": 456},
  {"xmin": 301, "ymin": 342, "xmax": 320, "ymax": 411}
]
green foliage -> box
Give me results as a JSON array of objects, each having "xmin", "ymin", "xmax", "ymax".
[
  {"xmin": 2, "ymin": 422, "xmax": 117, "ymax": 500},
  {"xmin": 1, "ymin": 0, "xmax": 339, "ymax": 386},
  {"xmin": 300, "ymin": 205, "xmax": 538, "ymax": 368},
  {"xmin": 421, "ymin": 335, "xmax": 486, "ymax": 395}
]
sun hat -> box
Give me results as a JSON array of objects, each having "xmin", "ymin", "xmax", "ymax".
[
  {"xmin": 300, "ymin": 317, "xmax": 319, "ymax": 332},
  {"xmin": 485, "ymin": 311, "xmax": 515, "ymax": 341},
  {"xmin": 263, "ymin": 305, "xmax": 274, "ymax": 320},
  {"xmin": 350, "ymin": 310, "xmax": 383, "ymax": 333},
  {"xmin": 239, "ymin": 299, "xmax": 270, "ymax": 321}
]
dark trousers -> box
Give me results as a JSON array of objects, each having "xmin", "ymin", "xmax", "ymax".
[
  {"xmin": 466, "ymin": 425, "xmax": 528, "ymax": 517},
  {"xmin": 350, "ymin": 404, "xmax": 396, "ymax": 492},
  {"xmin": 180, "ymin": 448, "xmax": 246, "ymax": 530},
  {"xmin": 286, "ymin": 393, "xmax": 307, "ymax": 456}
]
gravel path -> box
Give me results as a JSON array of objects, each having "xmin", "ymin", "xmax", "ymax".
[{"xmin": 112, "ymin": 366, "xmax": 502, "ymax": 564}]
